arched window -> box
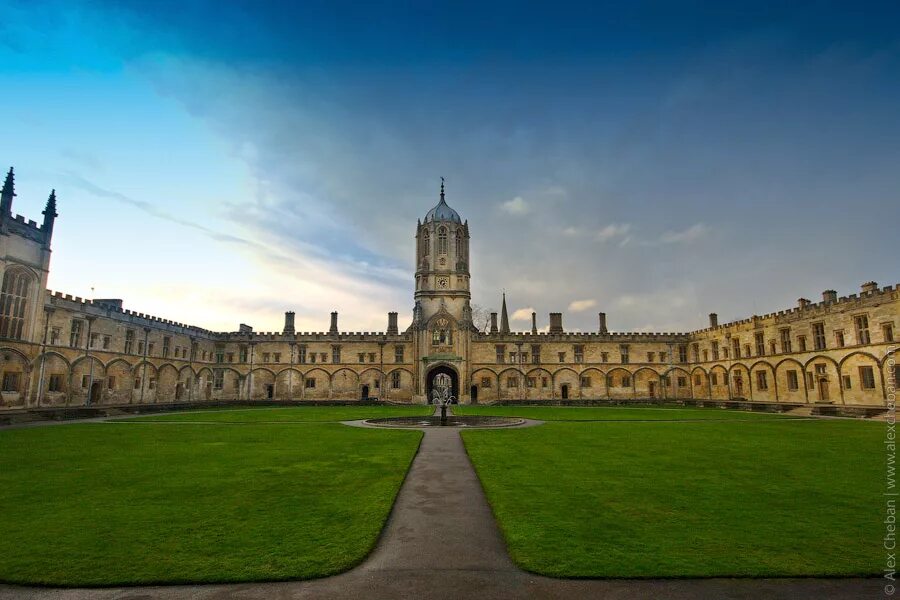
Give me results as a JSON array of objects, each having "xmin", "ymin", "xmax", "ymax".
[
  {"xmin": 438, "ymin": 227, "xmax": 448, "ymax": 254},
  {"xmin": 455, "ymin": 230, "xmax": 466, "ymax": 269},
  {"xmin": 432, "ymin": 327, "xmax": 453, "ymax": 346},
  {"xmin": 0, "ymin": 269, "xmax": 32, "ymax": 340},
  {"xmin": 422, "ymin": 229, "xmax": 430, "ymax": 256}
]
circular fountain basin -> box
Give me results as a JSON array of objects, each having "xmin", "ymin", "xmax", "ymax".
[{"xmin": 364, "ymin": 415, "xmax": 524, "ymax": 428}]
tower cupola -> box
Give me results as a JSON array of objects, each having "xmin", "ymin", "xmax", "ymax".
[{"xmin": 423, "ymin": 178, "xmax": 462, "ymax": 224}]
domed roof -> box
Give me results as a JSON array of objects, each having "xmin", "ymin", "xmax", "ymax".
[{"xmin": 424, "ymin": 179, "xmax": 462, "ymax": 224}]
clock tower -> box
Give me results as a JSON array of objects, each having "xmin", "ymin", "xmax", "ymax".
[{"xmin": 413, "ymin": 179, "xmax": 471, "ymax": 325}]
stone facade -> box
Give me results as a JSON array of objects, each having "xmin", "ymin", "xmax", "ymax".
[{"xmin": 0, "ymin": 168, "xmax": 896, "ymax": 409}]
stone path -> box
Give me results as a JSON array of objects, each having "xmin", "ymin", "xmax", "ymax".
[{"xmin": 0, "ymin": 411, "xmax": 880, "ymax": 599}]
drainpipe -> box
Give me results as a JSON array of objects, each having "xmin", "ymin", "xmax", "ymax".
[
  {"xmin": 140, "ymin": 327, "xmax": 150, "ymax": 404},
  {"xmin": 187, "ymin": 335, "xmax": 195, "ymax": 403},
  {"xmin": 288, "ymin": 341, "xmax": 295, "ymax": 401},
  {"xmin": 36, "ymin": 307, "xmax": 53, "ymax": 407},
  {"xmin": 85, "ymin": 316, "xmax": 96, "ymax": 406},
  {"xmin": 247, "ymin": 340, "xmax": 255, "ymax": 400}
]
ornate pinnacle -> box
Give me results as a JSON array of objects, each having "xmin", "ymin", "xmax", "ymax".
[{"xmin": 1, "ymin": 167, "xmax": 14, "ymax": 198}]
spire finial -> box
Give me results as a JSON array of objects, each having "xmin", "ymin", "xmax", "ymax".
[
  {"xmin": 44, "ymin": 189, "xmax": 58, "ymax": 215},
  {"xmin": 1, "ymin": 167, "xmax": 15, "ymax": 198},
  {"xmin": 500, "ymin": 291, "xmax": 510, "ymax": 334},
  {"xmin": 440, "ymin": 177, "xmax": 445, "ymax": 203}
]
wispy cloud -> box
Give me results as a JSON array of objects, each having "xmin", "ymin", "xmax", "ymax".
[
  {"xmin": 658, "ymin": 222, "xmax": 708, "ymax": 245},
  {"xmin": 568, "ymin": 299, "xmax": 597, "ymax": 312},
  {"xmin": 510, "ymin": 307, "xmax": 535, "ymax": 321},
  {"xmin": 61, "ymin": 172, "xmax": 260, "ymax": 248},
  {"xmin": 500, "ymin": 196, "xmax": 530, "ymax": 215},
  {"xmin": 595, "ymin": 223, "xmax": 631, "ymax": 242}
]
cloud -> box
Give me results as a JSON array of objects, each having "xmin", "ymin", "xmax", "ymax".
[
  {"xmin": 568, "ymin": 299, "xmax": 597, "ymax": 312},
  {"xmin": 595, "ymin": 223, "xmax": 631, "ymax": 242},
  {"xmin": 500, "ymin": 196, "xmax": 529, "ymax": 215},
  {"xmin": 510, "ymin": 307, "xmax": 535, "ymax": 321},
  {"xmin": 659, "ymin": 223, "xmax": 708, "ymax": 244},
  {"xmin": 38, "ymin": 3, "xmax": 896, "ymax": 334},
  {"xmin": 61, "ymin": 172, "xmax": 260, "ymax": 248}
]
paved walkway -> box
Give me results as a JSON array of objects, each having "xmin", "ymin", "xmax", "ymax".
[{"xmin": 0, "ymin": 411, "xmax": 880, "ymax": 599}]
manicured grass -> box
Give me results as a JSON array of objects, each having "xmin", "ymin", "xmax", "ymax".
[
  {"xmin": 0, "ymin": 419, "xmax": 422, "ymax": 586},
  {"xmin": 454, "ymin": 404, "xmax": 790, "ymax": 421},
  {"xmin": 463, "ymin": 418, "xmax": 881, "ymax": 577},
  {"xmin": 125, "ymin": 404, "xmax": 433, "ymax": 423}
]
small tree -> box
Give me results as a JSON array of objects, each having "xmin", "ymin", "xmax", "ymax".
[{"xmin": 470, "ymin": 304, "xmax": 495, "ymax": 333}]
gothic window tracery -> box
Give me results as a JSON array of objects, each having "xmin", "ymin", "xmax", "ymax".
[
  {"xmin": 431, "ymin": 317, "xmax": 453, "ymax": 346},
  {"xmin": 438, "ymin": 226, "xmax": 448, "ymax": 254},
  {"xmin": 455, "ymin": 230, "xmax": 466, "ymax": 268},
  {"xmin": 0, "ymin": 268, "xmax": 32, "ymax": 340}
]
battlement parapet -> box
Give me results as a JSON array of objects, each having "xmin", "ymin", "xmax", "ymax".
[
  {"xmin": 216, "ymin": 330, "xmax": 412, "ymax": 343},
  {"xmin": 7, "ymin": 213, "xmax": 47, "ymax": 241},
  {"xmin": 45, "ymin": 289, "xmax": 218, "ymax": 338},
  {"xmin": 688, "ymin": 283, "xmax": 899, "ymax": 336},
  {"xmin": 474, "ymin": 331, "xmax": 689, "ymax": 342}
]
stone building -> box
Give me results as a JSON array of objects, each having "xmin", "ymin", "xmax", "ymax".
[{"xmin": 0, "ymin": 168, "xmax": 896, "ymax": 410}]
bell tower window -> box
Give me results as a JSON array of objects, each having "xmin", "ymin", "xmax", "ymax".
[
  {"xmin": 438, "ymin": 227, "xmax": 448, "ymax": 254},
  {"xmin": 423, "ymin": 229, "xmax": 430, "ymax": 256}
]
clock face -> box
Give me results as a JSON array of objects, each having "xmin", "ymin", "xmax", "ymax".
[{"xmin": 438, "ymin": 277, "xmax": 449, "ymax": 289}]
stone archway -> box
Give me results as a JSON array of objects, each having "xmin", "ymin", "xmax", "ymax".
[{"xmin": 426, "ymin": 364, "xmax": 459, "ymax": 404}]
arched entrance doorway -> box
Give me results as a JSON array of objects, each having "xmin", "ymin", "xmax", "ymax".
[
  {"xmin": 470, "ymin": 385, "xmax": 478, "ymax": 404},
  {"xmin": 426, "ymin": 365, "xmax": 459, "ymax": 404},
  {"xmin": 361, "ymin": 384, "xmax": 370, "ymax": 400},
  {"xmin": 561, "ymin": 384, "xmax": 569, "ymax": 400}
]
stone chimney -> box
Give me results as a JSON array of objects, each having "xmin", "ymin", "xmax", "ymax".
[
  {"xmin": 531, "ymin": 312, "xmax": 537, "ymax": 334},
  {"xmin": 490, "ymin": 312, "xmax": 498, "ymax": 334},
  {"xmin": 861, "ymin": 281, "xmax": 878, "ymax": 294},
  {"xmin": 598, "ymin": 312, "xmax": 608, "ymax": 334},
  {"xmin": 329, "ymin": 311, "xmax": 339, "ymax": 334},
  {"xmin": 283, "ymin": 311, "xmax": 295, "ymax": 334},
  {"xmin": 797, "ymin": 298, "xmax": 810, "ymax": 310},
  {"xmin": 822, "ymin": 290, "xmax": 837, "ymax": 304},
  {"xmin": 387, "ymin": 312, "xmax": 398, "ymax": 335},
  {"xmin": 708, "ymin": 313, "xmax": 718, "ymax": 328},
  {"xmin": 549, "ymin": 312, "xmax": 563, "ymax": 334}
]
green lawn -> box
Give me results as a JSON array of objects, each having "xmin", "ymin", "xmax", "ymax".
[
  {"xmin": 454, "ymin": 404, "xmax": 791, "ymax": 421},
  {"xmin": 462, "ymin": 416, "xmax": 881, "ymax": 578},
  {"xmin": 124, "ymin": 404, "xmax": 433, "ymax": 423},
  {"xmin": 0, "ymin": 408, "xmax": 423, "ymax": 586}
]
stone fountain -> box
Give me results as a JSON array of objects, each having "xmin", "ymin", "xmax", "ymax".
[{"xmin": 431, "ymin": 372, "xmax": 454, "ymax": 426}]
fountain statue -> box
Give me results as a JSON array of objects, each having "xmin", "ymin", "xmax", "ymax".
[{"xmin": 431, "ymin": 373, "xmax": 455, "ymax": 426}]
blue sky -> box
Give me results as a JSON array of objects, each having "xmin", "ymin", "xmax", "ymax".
[{"xmin": 2, "ymin": 1, "xmax": 898, "ymax": 333}]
